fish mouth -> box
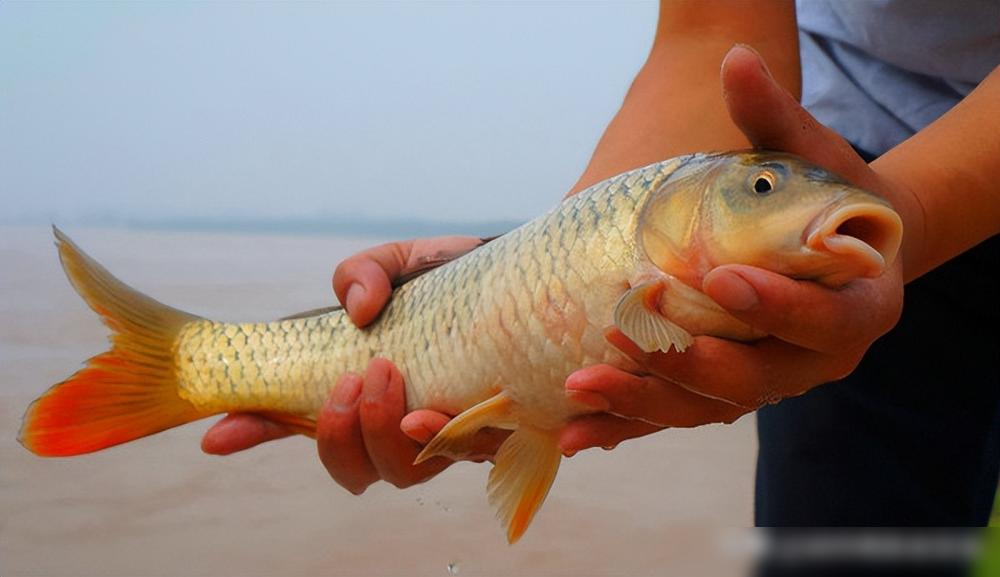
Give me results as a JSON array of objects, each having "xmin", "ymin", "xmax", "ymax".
[{"xmin": 805, "ymin": 201, "xmax": 903, "ymax": 284}]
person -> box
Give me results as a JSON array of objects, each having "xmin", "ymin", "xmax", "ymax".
[{"xmin": 201, "ymin": 0, "xmax": 1000, "ymax": 525}]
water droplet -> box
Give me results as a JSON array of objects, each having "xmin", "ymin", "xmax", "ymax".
[
  {"xmin": 601, "ymin": 444, "xmax": 617, "ymax": 451},
  {"xmin": 447, "ymin": 562, "xmax": 459, "ymax": 575},
  {"xmin": 416, "ymin": 497, "xmax": 424, "ymax": 506},
  {"xmin": 563, "ymin": 449, "xmax": 577, "ymax": 458}
]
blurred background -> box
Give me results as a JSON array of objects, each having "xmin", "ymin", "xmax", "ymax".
[
  {"xmin": 1, "ymin": 2, "xmax": 766, "ymax": 576},
  {"xmin": 1, "ymin": 0, "xmax": 657, "ymax": 235}
]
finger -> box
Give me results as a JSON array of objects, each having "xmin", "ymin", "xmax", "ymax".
[
  {"xmin": 359, "ymin": 359, "xmax": 451, "ymax": 488},
  {"xmin": 316, "ymin": 373, "xmax": 380, "ymax": 495},
  {"xmin": 399, "ymin": 410, "xmax": 452, "ymax": 444},
  {"xmin": 565, "ymin": 364, "xmax": 748, "ymax": 428},
  {"xmin": 201, "ymin": 413, "xmax": 294, "ymax": 455},
  {"xmin": 721, "ymin": 44, "xmax": 877, "ymax": 188},
  {"xmin": 332, "ymin": 237, "xmax": 486, "ymax": 328},
  {"xmin": 333, "ymin": 242, "xmax": 410, "ymax": 327},
  {"xmin": 702, "ymin": 265, "xmax": 902, "ymax": 353},
  {"xmin": 403, "ymin": 236, "xmax": 492, "ymax": 280},
  {"xmin": 559, "ymin": 414, "xmax": 661, "ymax": 454},
  {"xmin": 623, "ymin": 334, "xmax": 864, "ymax": 409}
]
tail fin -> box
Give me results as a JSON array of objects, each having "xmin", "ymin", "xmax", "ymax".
[{"xmin": 19, "ymin": 228, "xmax": 208, "ymax": 456}]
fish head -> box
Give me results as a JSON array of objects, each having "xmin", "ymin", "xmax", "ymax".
[{"xmin": 639, "ymin": 152, "xmax": 903, "ymax": 287}]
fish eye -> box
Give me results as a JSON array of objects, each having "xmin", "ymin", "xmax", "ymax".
[{"xmin": 751, "ymin": 171, "xmax": 776, "ymax": 195}]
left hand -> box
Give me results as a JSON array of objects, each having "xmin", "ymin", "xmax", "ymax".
[
  {"xmin": 202, "ymin": 358, "xmax": 462, "ymax": 493},
  {"xmin": 560, "ymin": 45, "xmax": 909, "ymax": 454},
  {"xmin": 201, "ymin": 238, "xmax": 504, "ymax": 489}
]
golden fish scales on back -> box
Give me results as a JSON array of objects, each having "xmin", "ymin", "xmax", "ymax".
[{"xmin": 19, "ymin": 152, "xmax": 903, "ymax": 543}]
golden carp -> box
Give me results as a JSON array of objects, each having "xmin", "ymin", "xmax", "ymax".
[{"xmin": 20, "ymin": 151, "xmax": 902, "ymax": 542}]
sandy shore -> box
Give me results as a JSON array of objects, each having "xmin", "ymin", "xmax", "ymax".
[{"xmin": 0, "ymin": 225, "xmax": 757, "ymax": 576}]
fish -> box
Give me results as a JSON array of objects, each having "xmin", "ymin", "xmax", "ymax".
[{"xmin": 19, "ymin": 151, "xmax": 903, "ymax": 543}]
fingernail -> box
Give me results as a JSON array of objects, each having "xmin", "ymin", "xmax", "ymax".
[
  {"xmin": 330, "ymin": 375, "xmax": 363, "ymax": 411},
  {"xmin": 566, "ymin": 389, "xmax": 611, "ymax": 412},
  {"xmin": 705, "ymin": 269, "xmax": 759, "ymax": 311},
  {"xmin": 345, "ymin": 283, "xmax": 365, "ymax": 314},
  {"xmin": 732, "ymin": 43, "xmax": 771, "ymax": 74},
  {"xmin": 401, "ymin": 421, "xmax": 433, "ymax": 444}
]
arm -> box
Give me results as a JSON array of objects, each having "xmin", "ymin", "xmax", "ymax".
[
  {"xmin": 873, "ymin": 66, "xmax": 1000, "ymax": 281},
  {"xmin": 562, "ymin": 53, "xmax": 1000, "ymax": 451},
  {"xmin": 569, "ymin": 0, "xmax": 800, "ymax": 194}
]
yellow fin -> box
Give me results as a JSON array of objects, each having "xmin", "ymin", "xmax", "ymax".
[
  {"xmin": 487, "ymin": 426, "xmax": 561, "ymax": 544},
  {"xmin": 614, "ymin": 281, "xmax": 693, "ymax": 353},
  {"xmin": 414, "ymin": 391, "xmax": 515, "ymax": 464}
]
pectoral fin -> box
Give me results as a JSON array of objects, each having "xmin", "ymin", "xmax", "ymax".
[
  {"xmin": 487, "ymin": 426, "xmax": 561, "ymax": 544},
  {"xmin": 614, "ymin": 281, "xmax": 694, "ymax": 353},
  {"xmin": 414, "ymin": 391, "xmax": 515, "ymax": 464},
  {"xmin": 279, "ymin": 305, "xmax": 342, "ymax": 321}
]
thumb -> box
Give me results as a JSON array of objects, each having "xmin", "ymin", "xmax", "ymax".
[{"xmin": 721, "ymin": 44, "xmax": 876, "ymax": 189}]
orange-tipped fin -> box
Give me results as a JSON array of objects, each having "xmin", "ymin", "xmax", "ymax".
[
  {"xmin": 486, "ymin": 426, "xmax": 561, "ymax": 544},
  {"xmin": 19, "ymin": 228, "xmax": 207, "ymax": 456}
]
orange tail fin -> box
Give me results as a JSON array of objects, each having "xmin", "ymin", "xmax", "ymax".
[{"xmin": 19, "ymin": 228, "xmax": 208, "ymax": 456}]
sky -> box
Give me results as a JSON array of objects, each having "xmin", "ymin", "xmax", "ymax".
[{"xmin": 0, "ymin": 1, "xmax": 657, "ymax": 230}]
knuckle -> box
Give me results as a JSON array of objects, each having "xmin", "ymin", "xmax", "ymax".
[
  {"xmin": 588, "ymin": 364, "xmax": 625, "ymax": 383},
  {"xmin": 340, "ymin": 480, "xmax": 372, "ymax": 496},
  {"xmin": 826, "ymin": 352, "xmax": 864, "ymax": 382},
  {"xmin": 878, "ymin": 295, "xmax": 904, "ymax": 335},
  {"xmin": 317, "ymin": 414, "xmax": 358, "ymax": 448},
  {"xmin": 387, "ymin": 241, "xmax": 410, "ymax": 266},
  {"xmin": 386, "ymin": 464, "xmax": 438, "ymax": 489},
  {"xmin": 389, "ymin": 475, "xmax": 418, "ymax": 489},
  {"xmin": 717, "ymin": 405, "xmax": 749, "ymax": 425}
]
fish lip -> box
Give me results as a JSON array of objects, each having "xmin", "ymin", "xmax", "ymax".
[{"xmin": 804, "ymin": 201, "xmax": 903, "ymax": 279}]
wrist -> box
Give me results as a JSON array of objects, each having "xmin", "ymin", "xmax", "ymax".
[{"xmin": 867, "ymin": 164, "xmax": 928, "ymax": 283}]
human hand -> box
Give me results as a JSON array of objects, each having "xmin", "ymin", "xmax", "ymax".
[
  {"xmin": 201, "ymin": 236, "xmax": 504, "ymax": 492},
  {"xmin": 202, "ymin": 358, "xmax": 457, "ymax": 493},
  {"xmin": 560, "ymin": 44, "xmax": 911, "ymax": 454}
]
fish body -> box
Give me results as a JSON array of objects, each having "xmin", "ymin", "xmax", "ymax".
[
  {"xmin": 174, "ymin": 159, "xmax": 657, "ymax": 426},
  {"xmin": 19, "ymin": 151, "xmax": 903, "ymax": 542}
]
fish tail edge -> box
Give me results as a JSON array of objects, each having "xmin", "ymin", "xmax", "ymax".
[{"xmin": 19, "ymin": 227, "xmax": 207, "ymax": 457}]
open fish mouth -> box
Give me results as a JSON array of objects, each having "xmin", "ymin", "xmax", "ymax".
[{"xmin": 805, "ymin": 201, "xmax": 904, "ymax": 280}]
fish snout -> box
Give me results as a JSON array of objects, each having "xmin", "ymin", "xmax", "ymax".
[{"xmin": 805, "ymin": 201, "xmax": 903, "ymax": 284}]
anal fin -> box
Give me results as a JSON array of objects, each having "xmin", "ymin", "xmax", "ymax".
[
  {"xmin": 414, "ymin": 391, "xmax": 562, "ymax": 543},
  {"xmin": 487, "ymin": 426, "xmax": 561, "ymax": 544}
]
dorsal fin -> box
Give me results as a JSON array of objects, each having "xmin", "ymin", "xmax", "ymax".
[
  {"xmin": 279, "ymin": 305, "xmax": 344, "ymax": 321},
  {"xmin": 281, "ymin": 235, "xmax": 505, "ymax": 321}
]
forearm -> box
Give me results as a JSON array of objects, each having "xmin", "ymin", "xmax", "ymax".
[
  {"xmin": 569, "ymin": 0, "xmax": 799, "ymax": 195},
  {"xmin": 873, "ymin": 65, "xmax": 1000, "ymax": 282}
]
